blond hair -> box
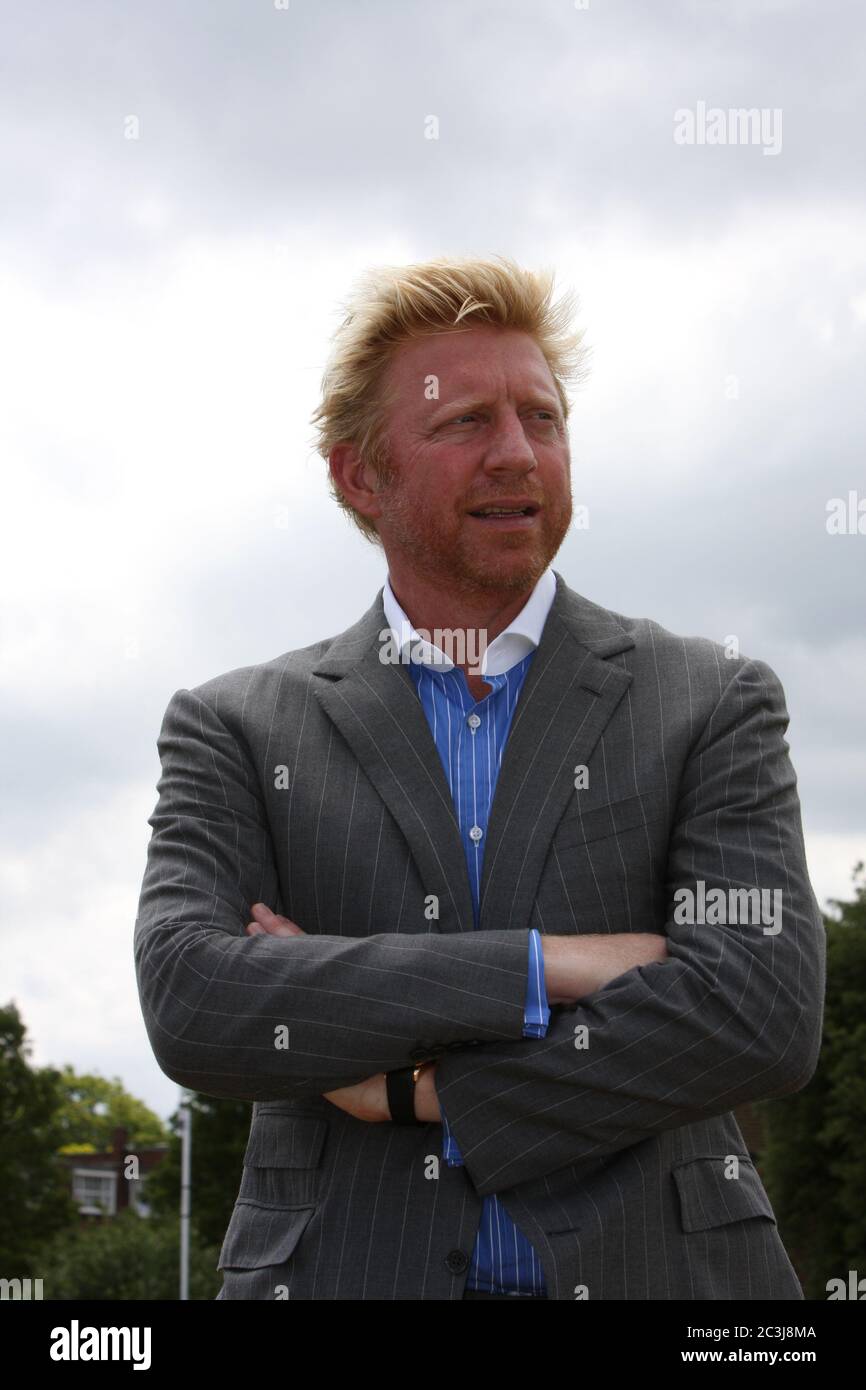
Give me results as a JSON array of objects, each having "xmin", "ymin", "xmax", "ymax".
[{"xmin": 310, "ymin": 254, "xmax": 589, "ymax": 546}]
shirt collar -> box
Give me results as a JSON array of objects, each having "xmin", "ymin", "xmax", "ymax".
[{"xmin": 382, "ymin": 567, "xmax": 556, "ymax": 677}]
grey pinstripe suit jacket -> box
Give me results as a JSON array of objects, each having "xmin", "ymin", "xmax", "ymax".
[{"xmin": 134, "ymin": 569, "xmax": 826, "ymax": 1300}]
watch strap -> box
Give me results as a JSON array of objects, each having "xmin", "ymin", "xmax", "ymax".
[{"xmin": 386, "ymin": 1064, "xmax": 422, "ymax": 1125}]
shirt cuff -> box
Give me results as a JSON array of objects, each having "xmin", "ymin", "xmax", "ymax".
[
  {"xmin": 441, "ymin": 1104, "xmax": 464, "ymax": 1166},
  {"xmin": 523, "ymin": 928, "xmax": 551, "ymax": 1038}
]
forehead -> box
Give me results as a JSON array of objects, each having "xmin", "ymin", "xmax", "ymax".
[{"xmin": 383, "ymin": 325, "xmax": 556, "ymax": 402}]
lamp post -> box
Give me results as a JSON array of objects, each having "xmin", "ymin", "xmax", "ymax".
[{"xmin": 179, "ymin": 1087, "xmax": 192, "ymax": 1301}]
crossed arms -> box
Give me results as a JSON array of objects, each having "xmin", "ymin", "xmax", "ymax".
[
  {"xmin": 242, "ymin": 900, "xmax": 669, "ymax": 1127},
  {"xmin": 134, "ymin": 657, "xmax": 825, "ymax": 1196}
]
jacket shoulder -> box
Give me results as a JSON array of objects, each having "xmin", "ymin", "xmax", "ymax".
[
  {"xmin": 562, "ymin": 584, "xmax": 785, "ymax": 709},
  {"xmin": 178, "ymin": 632, "xmax": 343, "ymax": 716},
  {"xmin": 597, "ymin": 599, "xmax": 781, "ymax": 688}
]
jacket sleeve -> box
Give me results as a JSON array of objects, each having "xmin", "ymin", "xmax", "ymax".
[
  {"xmin": 133, "ymin": 686, "xmax": 531, "ymax": 1102},
  {"xmin": 441, "ymin": 928, "xmax": 550, "ymax": 1165},
  {"xmin": 432, "ymin": 658, "xmax": 827, "ymax": 1198}
]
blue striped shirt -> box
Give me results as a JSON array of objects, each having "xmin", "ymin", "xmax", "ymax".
[{"xmin": 383, "ymin": 574, "xmax": 552, "ymax": 1295}]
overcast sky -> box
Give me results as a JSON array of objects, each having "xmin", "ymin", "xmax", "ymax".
[{"xmin": 2, "ymin": 0, "xmax": 864, "ymax": 1123}]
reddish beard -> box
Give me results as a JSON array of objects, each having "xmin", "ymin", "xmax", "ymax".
[{"xmin": 373, "ymin": 472, "xmax": 572, "ymax": 595}]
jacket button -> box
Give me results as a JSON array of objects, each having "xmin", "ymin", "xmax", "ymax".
[{"xmin": 445, "ymin": 1249, "xmax": 469, "ymax": 1274}]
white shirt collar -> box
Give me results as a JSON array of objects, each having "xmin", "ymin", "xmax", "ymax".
[{"xmin": 382, "ymin": 567, "xmax": 556, "ymax": 677}]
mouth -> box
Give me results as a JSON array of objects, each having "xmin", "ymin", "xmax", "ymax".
[{"xmin": 467, "ymin": 502, "xmax": 541, "ymax": 529}]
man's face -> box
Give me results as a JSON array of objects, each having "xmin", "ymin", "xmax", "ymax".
[{"xmin": 369, "ymin": 325, "xmax": 573, "ymax": 595}]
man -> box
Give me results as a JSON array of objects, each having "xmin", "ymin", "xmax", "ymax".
[{"xmin": 134, "ymin": 255, "xmax": 825, "ymax": 1300}]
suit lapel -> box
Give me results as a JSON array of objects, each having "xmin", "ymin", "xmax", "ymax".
[
  {"xmin": 310, "ymin": 569, "xmax": 635, "ymax": 937},
  {"xmin": 311, "ymin": 597, "xmax": 475, "ymax": 935},
  {"xmin": 476, "ymin": 570, "xmax": 634, "ymax": 932}
]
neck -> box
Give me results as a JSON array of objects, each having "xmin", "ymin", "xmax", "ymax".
[{"xmin": 386, "ymin": 564, "xmax": 536, "ymax": 650}]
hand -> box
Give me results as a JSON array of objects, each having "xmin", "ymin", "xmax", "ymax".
[{"xmin": 322, "ymin": 1071, "xmax": 392, "ymax": 1123}]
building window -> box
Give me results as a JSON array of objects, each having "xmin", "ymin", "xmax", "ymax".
[{"xmin": 72, "ymin": 1169, "xmax": 116, "ymax": 1216}]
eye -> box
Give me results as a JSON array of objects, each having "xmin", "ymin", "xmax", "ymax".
[{"xmin": 443, "ymin": 408, "xmax": 559, "ymax": 429}]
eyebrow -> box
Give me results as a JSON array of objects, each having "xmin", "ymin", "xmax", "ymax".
[{"xmin": 428, "ymin": 393, "xmax": 561, "ymax": 424}]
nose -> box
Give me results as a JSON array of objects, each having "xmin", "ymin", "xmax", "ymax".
[{"xmin": 480, "ymin": 407, "xmax": 538, "ymax": 474}]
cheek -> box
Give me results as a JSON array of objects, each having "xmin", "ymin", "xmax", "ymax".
[
  {"xmin": 410, "ymin": 482, "xmax": 460, "ymax": 527},
  {"xmin": 543, "ymin": 473, "xmax": 573, "ymax": 518},
  {"xmin": 419, "ymin": 468, "xmax": 470, "ymax": 520},
  {"xmin": 542, "ymin": 453, "xmax": 572, "ymax": 485}
]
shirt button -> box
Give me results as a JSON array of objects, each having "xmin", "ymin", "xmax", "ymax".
[
  {"xmin": 469, "ymin": 825, "xmax": 483, "ymax": 843},
  {"xmin": 467, "ymin": 713, "xmax": 481, "ymax": 730},
  {"xmin": 445, "ymin": 1249, "xmax": 469, "ymax": 1274}
]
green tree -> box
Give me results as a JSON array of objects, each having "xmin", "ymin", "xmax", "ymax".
[
  {"xmin": 33, "ymin": 1208, "xmax": 221, "ymax": 1300},
  {"xmin": 55, "ymin": 1067, "xmax": 167, "ymax": 1151},
  {"xmin": 0, "ymin": 1002, "xmax": 77, "ymax": 1275},
  {"xmin": 758, "ymin": 861, "xmax": 866, "ymax": 1298}
]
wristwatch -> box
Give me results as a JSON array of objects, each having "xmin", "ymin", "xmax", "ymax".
[{"xmin": 386, "ymin": 1061, "xmax": 430, "ymax": 1125}]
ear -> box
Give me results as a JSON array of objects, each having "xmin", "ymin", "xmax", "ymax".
[{"xmin": 329, "ymin": 441, "xmax": 386, "ymax": 524}]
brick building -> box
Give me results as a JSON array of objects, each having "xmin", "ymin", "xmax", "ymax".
[{"xmin": 59, "ymin": 1126, "xmax": 168, "ymax": 1220}]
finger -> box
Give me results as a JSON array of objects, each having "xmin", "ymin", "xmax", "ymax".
[
  {"xmin": 245, "ymin": 919, "xmax": 296, "ymax": 936},
  {"xmin": 250, "ymin": 902, "xmax": 277, "ymax": 921},
  {"xmin": 250, "ymin": 902, "xmax": 305, "ymax": 935},
  {"xmin": 251, "ymin": 902, "xmax": 304, "ymax": 932},
  {"xmin": 247, "ymin": 915, "xmax": 303, "ymax": 938}
]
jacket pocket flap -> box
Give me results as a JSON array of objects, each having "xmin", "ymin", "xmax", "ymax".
[
  {"xmin": 555, "ymin": 791, "xmax": 664, "ymax": 847},
  {"xmin": 243, "ymin": 1114, "xmax": 328, "ymax": 1169},
  {"xmin": 672, "ymin": 1155, "xmax": 776, "ymax": 1233},
  {"xmin": 217, "ymin": 1201, "xmax": 316, "ymax": 1270}
]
